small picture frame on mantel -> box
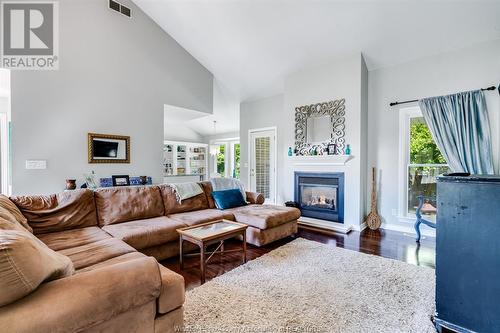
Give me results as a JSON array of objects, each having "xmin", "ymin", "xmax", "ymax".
[
  {"xmin": 327, "ymin": 143, "xmax": 337, "ymax": 155},
  {"xmin": 112, "ymin": 175, "xmax": 130, "ymax": 186}
]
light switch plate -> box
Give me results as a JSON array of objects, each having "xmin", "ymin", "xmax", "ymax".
[{"xmin": 26, "ymin": 160, "xmax": 47, "ymax": 170}]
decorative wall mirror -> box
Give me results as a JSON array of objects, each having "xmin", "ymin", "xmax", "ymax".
[
  {"xmin": 88, "ymin": 133, "xmax": 130, "ymax": 163},
  {"xmin": 294, "ymin": 98, "xmax": 346, "ymax": 155}
]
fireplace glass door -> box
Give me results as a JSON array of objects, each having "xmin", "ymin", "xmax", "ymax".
[
  {"xmin": 295, "ymin": 172, "xmax": 344, "ymax": 223},
  {"xmin": 300, "ymin": 184, "xmax": 337, "ymax": 211}
]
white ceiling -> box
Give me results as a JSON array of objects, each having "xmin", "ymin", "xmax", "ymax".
[
  {"xmin": 133, "ymin": 0, "xmax": 500, "ymax": 102},
  {"xmin": 186, "ymin": 79, "xmax": 240, "ymax": 136},
  {"xmin": 164, "ymin": 80, "xmax": 240, "ymax": 137}
]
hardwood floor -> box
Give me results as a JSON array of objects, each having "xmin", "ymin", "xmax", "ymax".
[{"xmin": 162, "ymin": 226, "xmax": 436, "ymax": 291}]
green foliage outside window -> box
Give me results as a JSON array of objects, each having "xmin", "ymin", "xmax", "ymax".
[
  {"xmin": 409, "ymin": 118, "xmax": 446, "ymax": 164},
  {"xmin": 233, "ymin": 144, "xmax": 240, "ymax": 178},
  {"xmin": 217, "ymin": 145, "xmax": 225, "ymax": 176},
  {"xmin": 408, "ymin": 117, "xmax": 448, "ymax": 216}
]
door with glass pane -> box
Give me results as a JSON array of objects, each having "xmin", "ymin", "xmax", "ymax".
[{"xmin": 249, "ymin": 129, "xmax": 276, "ymax": 203}]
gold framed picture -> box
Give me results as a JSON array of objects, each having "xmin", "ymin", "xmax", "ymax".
[{"xmin": 88, "ymin": 133, "xmax": 130, "ymax": 164}]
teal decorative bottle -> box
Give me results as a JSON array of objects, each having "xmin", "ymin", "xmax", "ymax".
[
  {"xmin": 345, "ymin": 144, "xmax": 351, "ymax": 155},
  {"xmin": 288, "ymin": 147, "xmax": 293, "ymax": 156}
]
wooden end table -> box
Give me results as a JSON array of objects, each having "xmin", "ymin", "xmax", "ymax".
[{"xmin": 177, "ymin": 219, "xmax": 248, "ymax": 284}]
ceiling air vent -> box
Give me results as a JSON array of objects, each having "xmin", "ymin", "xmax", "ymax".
[{"xmin": 109, "ymin": 0, "xmax": 131, "ymax": 18}]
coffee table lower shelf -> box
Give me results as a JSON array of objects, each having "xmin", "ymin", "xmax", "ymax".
[{"xmin": 177, "ymin": 220, "xmax": 248, "ymax": 284}]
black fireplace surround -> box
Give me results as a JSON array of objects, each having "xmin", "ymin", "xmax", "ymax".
[{"xmin": 294, "ymin": 172, "xmax": 345, "ymax": 223}]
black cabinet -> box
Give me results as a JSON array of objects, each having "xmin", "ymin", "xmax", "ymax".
[{"xmin": 436, "ymin": 175, "xmax": 500, "ymax": 333}]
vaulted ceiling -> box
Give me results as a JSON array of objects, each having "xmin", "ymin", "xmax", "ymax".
[{"xmin": 133, "ymin": 0, "xmax": 500, "ymax": 103}]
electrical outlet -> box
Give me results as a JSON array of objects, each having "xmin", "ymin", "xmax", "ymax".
[{"xmin": 26, "ymin": 160, "xmax": 47, "ymax": 170}]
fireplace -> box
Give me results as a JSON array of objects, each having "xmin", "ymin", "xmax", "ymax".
[{"xmin": 294, "ymin": 172, "xmax": 344, "ymax": 223}]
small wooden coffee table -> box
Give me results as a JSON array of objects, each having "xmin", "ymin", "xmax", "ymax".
[{"xmin": 177, "ymin": 219, "xmax": 248, "ymax": 284}]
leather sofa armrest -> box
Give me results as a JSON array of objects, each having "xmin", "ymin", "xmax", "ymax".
[
  {"xmin": 0, "ymin": 257, "xmax": 161, "ymax": 333},
  {"xmin": 246, "ymin": 191, "xmax": 265, "ymax": 205}
]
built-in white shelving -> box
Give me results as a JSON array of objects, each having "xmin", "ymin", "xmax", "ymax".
[{"xmin": 163, "ymin": 140, "xmax": 208, "ymax": 182}]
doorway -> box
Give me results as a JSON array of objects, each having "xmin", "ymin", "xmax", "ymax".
[{"xmin": 248, "ymin": 127, "xmax": 276, "ymax": 203}]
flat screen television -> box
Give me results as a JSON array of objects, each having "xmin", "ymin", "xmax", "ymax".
[{"xmin": 92, "ymin": 140, "xmax": 118, "ymax": 158}]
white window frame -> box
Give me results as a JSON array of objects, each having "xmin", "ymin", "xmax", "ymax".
[
  {"xmin": 230, "ymin": 141, "xmax": 240, "ymax": 179},
  {"xmin": 210, "ymin": 137, "xmax": 239, "ymax": 178},
  {"xmin": 398, "ymin": 106, "xmax": 447, "ymax": 220},
  {"xmin": 0, "ymin": 69, "xmax": 10, "ymax": 195},
  {"xmin": 0, "ymin": 113, "xmax": 8, "ymax": 195}
]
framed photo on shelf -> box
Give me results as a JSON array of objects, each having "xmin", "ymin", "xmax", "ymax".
[
  {"xmin": 112, "ymin": 175, "xmax": 130, "ymax": 186},
  {"xmin": 327, "ymin": 143, "xmax": 337, "ymax": 155}
]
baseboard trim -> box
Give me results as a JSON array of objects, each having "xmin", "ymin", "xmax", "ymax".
[
  {"xmin": 298, "ymin": 217, "xmax": 353, "ymax": 234},
  {"xmin": 382, "ymin": 222, "xmax": 436, "ymax": 238}
]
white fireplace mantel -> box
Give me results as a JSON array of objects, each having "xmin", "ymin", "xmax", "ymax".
[{"xmin": 288, "ymin": 154, "xmax": 353, "ymax": 166}]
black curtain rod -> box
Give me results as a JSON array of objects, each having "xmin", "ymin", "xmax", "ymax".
[{"xmin": 389, "ymin": 85, "xmax": 499, "ymax": 107}]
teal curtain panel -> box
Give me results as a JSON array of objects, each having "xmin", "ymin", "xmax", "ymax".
[{"xmin": 419, "ymin": 90, "xmax": 494, "ymax": 174}]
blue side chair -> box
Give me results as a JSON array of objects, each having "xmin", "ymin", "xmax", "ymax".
[{"xmin": 415, "ymin": 195, "xmax": 437, "ymax": 242}]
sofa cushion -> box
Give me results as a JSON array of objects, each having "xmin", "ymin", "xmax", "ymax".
[
  {"xmin": 0, "ymin": 257, "xmax": 161, "ymax": 333},
  {"xmin": 0, "ymin": 229, "xmax": 74, "ymax": 307},
  {"xmin": 102, "ymin": 216, "xmax": 187, "ymax": 250},
  {"xmin": 159, "ymin": 184, "xmax": 209, "ymax": 214},
  {"xmin": 58, "ymin": 237, "xmax": 136, "ymax": 270},
  {"xmin": 10, "ymin": 189, "xmax": 97, "ymax": 234},
  {"xmin": 245, "ymin": 191, "xmax": 265, "ymax": 205},
  {"xmin": 228, "ymin": 204, "xmax": 301, "ymax": 229},
  {"xmin": 37, "ymin": 226, "xmax": 111, "ymax": 252},
  {"xmin": 94, "ymin": 186, "xmax": 164, "ymax": 226},
  {"xmin": 76, "ymin": 252, "xmax": 147, "ymax": 273},
  {"xmin": 212, "ymin": 189, "xmax": 247, "ymax": 210},
  {"xmin": 157, "ymin": 265, "xmax": 185, "ymax": 314},
  {"xmin": 199, "ymin": 181, "xmax": 217, "ymax": 209},
  {"xmin": 0, "ymin": 195, "xmax": 32, "ymax": 233},
  {"xmin": 168, "ymin": 209, "xmax": 234, "ymax": 226}
]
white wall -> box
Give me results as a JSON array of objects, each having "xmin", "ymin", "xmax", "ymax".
[
  {"xmin": 239, "ymin": 41, "xmax": 499, "ymax": 235},
  {"xmin": 203, "ymin": 131, "xmax": 240, "ymax": 143},
  {"xmin": 283, "ymin": 54, "xmax": 367, "ymax": 229},
  {"xmin": 368, "ymin": 39, "xmax": 500, "ymax": 233},
  {"xmin": 240, "ymin": 95, "xmax": 284, "ymax": 189},
  {"xmin": 240, "ymin": 55, "xmax": 368, "ymax": 229},
  {"xmin": 10, "ymin": 0, "xmax": 213, "ymax": 194},
  {"xmin": 164, "ymin": 122, "xmax": 205, "ymax": 142}
]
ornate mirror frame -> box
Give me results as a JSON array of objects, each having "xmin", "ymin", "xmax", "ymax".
[{"xmin": 294, "ymin": 98, "xmax": 346, "ymax": 155}]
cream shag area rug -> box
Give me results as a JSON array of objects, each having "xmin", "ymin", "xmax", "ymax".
[{"xmin": 184, "ymin": 238, "xmax": 435, "ymax": 333}]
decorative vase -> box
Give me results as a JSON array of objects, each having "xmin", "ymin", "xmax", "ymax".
[
  {"xmin": 345, "ymin": 144, "xmax": 351, "ymax": 155},
  {"xmin": 288, "ymin": 147, "xmax": 293, "ymax": 156},
  {"xmin": 65, "ymin": 179, "xmax": 77, "ymax": 190}
]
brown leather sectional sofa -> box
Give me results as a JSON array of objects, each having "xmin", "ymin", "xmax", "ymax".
[{"xmin": 0, "ymin": 181, "xmax": 300, "ymax": 332}]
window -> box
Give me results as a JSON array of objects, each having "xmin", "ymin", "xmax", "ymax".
[
  {"xmin": 399, "ymin": 107, "xmax": 449, "ymax": 221},
  {"xmin": 232, "ymin": 142, "xmax": 240, "ymax": 179},
  {"xmin": 216, "ymin": 144, "xmax": 225, "ymax": 176},
  {"xmin": 210, "ymin": 139, "xmax": 240, "ymax": 179}
]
